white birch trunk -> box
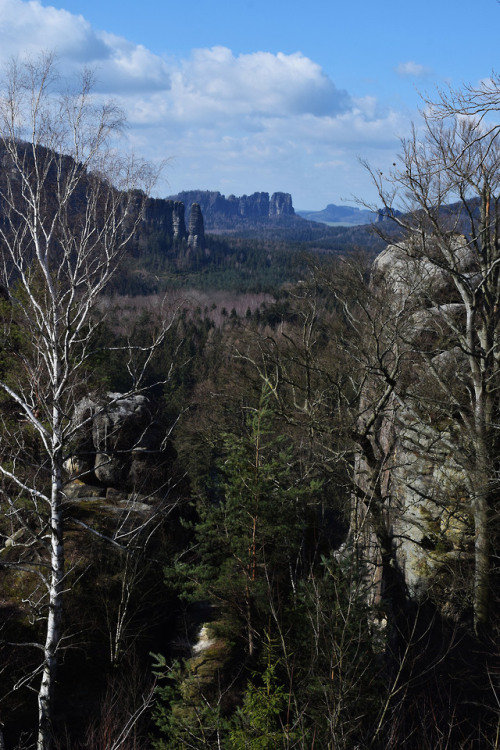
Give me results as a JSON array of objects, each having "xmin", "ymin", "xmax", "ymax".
[
  {"xmin": 37, "ymin": 421, "xmax": 65, "ymax": 750},
  {"xmin": 0, "ymin": 55, "xmax": 159, "ymax": 748}
]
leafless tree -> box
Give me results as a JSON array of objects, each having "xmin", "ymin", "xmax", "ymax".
[
  {"xmin": 362, "ymin": 96, "xmax": 500, "ymax": 634},
  {"xmin": 0, "ymin": 54, "xmax": 171, "ymax": 749}
]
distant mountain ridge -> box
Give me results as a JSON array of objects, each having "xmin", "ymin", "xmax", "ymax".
[
  {"xmin": 166, "ymin": 190, "xmax": 296, "ymax": 230},
  {"xmin": 297, "ymin": 203, "xmax": 376, "ymax": 225}
]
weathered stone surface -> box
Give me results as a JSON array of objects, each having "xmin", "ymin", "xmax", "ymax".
[
  {"xmin": 63, "ymin": 456, "xmax": 94, "ymax": 481},
  {"xmin": 94, "ymin": 453, "xmax": 125, "ymax": 485},
  {"xmin": 64, "ymin": 480, "xmax": 106, "ymax": 500},
  {"xmin": 187, "ymin": 202, "xmax": 206, "ymax": 251},
  {"xmin": 131, "ymin": 197, "xmax": 193, "ymax": 258},
  {"xmin": 65, "ymin": 395, "xmax": 99, "ymax": 480},
  {"xmin": 65, "ymin": 392, "xmax": 170, "ymax": 490},
  {"xmin": 239, "ymin": 192, "xmax": 270, "ymax": 218},
  {"xmin": 142, "ymin": 198, "xmax": 175, "ymax": 235},
  {"xmin": 354, "ymin": 237, "xmax": 474, "ymax": 614},
  {"xmin": 371, "ymin": 235, "xmax": 475, "ymax": 302},
  {"xmin": 270, "ymin": 192, "xmax": 294, "ymax": 216},
  {"xmin": 92, "ymin": 394, "xmax": 150, "ymax": 453},
  {"xmin": 167, "ymin": 189, "xmax": 295, "ymax": 228},
  {"xmin": 172, "ymin": 201, "xmax": 187, "ymax": 240}
]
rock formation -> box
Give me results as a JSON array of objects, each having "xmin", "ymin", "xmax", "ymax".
[
  {"xmin": 354, "ymin": 235, "xmax": 476, "ymax": 618},
  {"xmin": 137, "ymin": 197, "xmax": 202, "ymax": 249},
  {"xmin": 168, "ymin": 190, "xmax": 295, "ymax": 229},
  {"xmin": 270, "ymin": 192, "xmax": 294, "ymax": 216},
  {"xmin": 187, "ymin": 202, "xmax": 206, "ymax": 251},
  {"xmin": 64, "ymin": 392, "xmax": 174, "ymax": 497},
  {"xmin": 172, "ymin": 201, "xmax": 187, "ymax": 241}
]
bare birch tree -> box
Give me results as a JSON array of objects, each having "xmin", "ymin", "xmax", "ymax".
[{"xmin": 0, "ymin": 54, "xmax": 162, "ymax": 749}]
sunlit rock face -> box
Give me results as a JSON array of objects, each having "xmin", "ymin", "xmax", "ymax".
[
  {"xmin": 371, "ymin": 234, "xmax": 476, "ymax": 302},
  {"xmin": 354, "ymin": 236, "xmax": 475, "ymax": 617}
]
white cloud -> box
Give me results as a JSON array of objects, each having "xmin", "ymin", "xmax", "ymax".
[
  {"xmin": 396, "ymin": 61, "xmax": 430, "ymax": 78},
  {"xmin": 0, "ymin": 0, "xmax": 412, "ymax": 206},
  {"xmin": 0, "ymin": 0, "xmax": 104, "ymax": 62},
  {"xmin": 95, "ymin": 33, "xmax": 171, "ymax": 93},
  {"xmin": 0, "ymin": 0, "xmax": 171, "ymax": 91},
  {"xmin": 180, "ymin": 47, "xmax": 350, "ymax": 117},
  {"xmin": 121, "ymin": 46, "xmax": 351, "ymax": 130}
]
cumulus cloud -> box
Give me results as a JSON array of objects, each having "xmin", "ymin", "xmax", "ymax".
[
  {"xmin": 0, "ymin": 0, "xmax": 105, "ymax": 60},
  {"xmin": 180, "ymin": 47, "xmax": 350, "ymax": 117},
  {"xmin": 0, "ymin": 0, "xmax": 171, "ymax": 92},
  {"xmin": 396, "ymin": 61, "xmax": 430, "ymax": 77},
  {"xmin": 122, "ymin": 46, "xmax": 351, "ymax": 131},
  {"xmin": 0, "ymin": 0, "xmax": 409, "ymax": 206}
]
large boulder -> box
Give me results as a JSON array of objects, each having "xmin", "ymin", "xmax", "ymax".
[{"xmin": 65, "ymin": 392, "xmax": 173, "ymax": 491}]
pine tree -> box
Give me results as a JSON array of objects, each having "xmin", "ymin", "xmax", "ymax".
[{"xmin": 178, "ymin": 386, "xmax": 313, "ymax": 656}]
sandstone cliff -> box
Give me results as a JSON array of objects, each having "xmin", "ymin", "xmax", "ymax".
[
  {"xmin": 186, "ymin": 202, "xmax": 206, "ymax": 252},
  {"xmin": 167, "ymin": 190, "xmax": 295, "ymax": 230},
  {"xmin": 353, "ymin": 235, "xmax": 477, "ymax": 621},
  {"xmin": 133, "ymin": 198, "xmax": 205, "ymax": 254},
  {"xmin": 64, "ymin": 392, "xmax": 176, "ymax": 498}
]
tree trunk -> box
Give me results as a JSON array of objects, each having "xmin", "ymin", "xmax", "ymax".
[{"xmin": 37, "ymin": 452, "xmax": 64, "ymax": 750}]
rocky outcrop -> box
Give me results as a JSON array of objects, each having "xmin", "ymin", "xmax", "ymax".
[
  {"xmin": 354, "ymin": 235, "xmax": 476, "ymax": 617},
  {"xmin": 370, "ymin": 234, "xmax": 475, "ymax": 300},
  {"xmin": 270, "ymin": 192, "xmax": 294, "ymax": 216},
  {"xmin": 136, "ymin": 197, "xmax": 208, "ymax": 252},
  {"xmin": 64, "ymin": 392, "xmax": 174, "ymax": 494},
  {"xmin": 168, "ymin": 190, "xmax": 295, "ymax": 229},
  {"xmin": 172, "ymin": 201, "xmax": 187, "ymax": 241},
  {"xmin": 137, "ymin": 198, "xmax": 186, "ymax": 239},
  {"xmin": 187, "ymin": 202, "xmax": 206, "ymax": 251}
]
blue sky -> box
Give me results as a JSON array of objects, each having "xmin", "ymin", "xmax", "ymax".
[{"xmin": 0, "ymin": 0, "xmax": 498, "ymax": 208}]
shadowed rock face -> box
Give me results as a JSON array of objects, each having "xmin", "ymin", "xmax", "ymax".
[
  {"xmin": 140, "ymin": 197, "xmax": 208, "ymax": 251},
  {"xmin": 187, "ymin": 202, "xmax": 206, "ymax": 251},
  {"xmin": 270, "ymin": 192, "xmax": 294, "ymax": 216},
  {"xmin": 64, "ymin": 393, "xmax": 174, "ymax": 491},
  {"xmin": 134, "ymin": 198, "xmax": 187, "ymax": 240},
  {"xmin": 172, "ymin": 201, "xmax": 187, "ymax": 241},
  {"xmin": 136, "ymin": 197, "xmax": 191, "ymax": 250},
  {"xmin": 166, "ymin": 189, "xmax": 295, "ymax": 228},
  {"xmin": 238, "ymin": 192, "xmax": 269, "ymax": 218}
]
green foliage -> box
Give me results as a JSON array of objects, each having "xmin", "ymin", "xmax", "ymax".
[
  {"xmin": 228, "ymin": 638, "xmax": 297, "ymax": 750},
  {"xmin": 152, "ymin": 654, "xmax": 230, "ymax": 750},
  {"xmin": 173, "ymin": 386, "xmax": 318, "ymax": 650}
]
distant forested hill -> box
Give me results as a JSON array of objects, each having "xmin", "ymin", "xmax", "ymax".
[{"xmin": 297, "ymin": 203, "xmax": 376, "ymax": 225}]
